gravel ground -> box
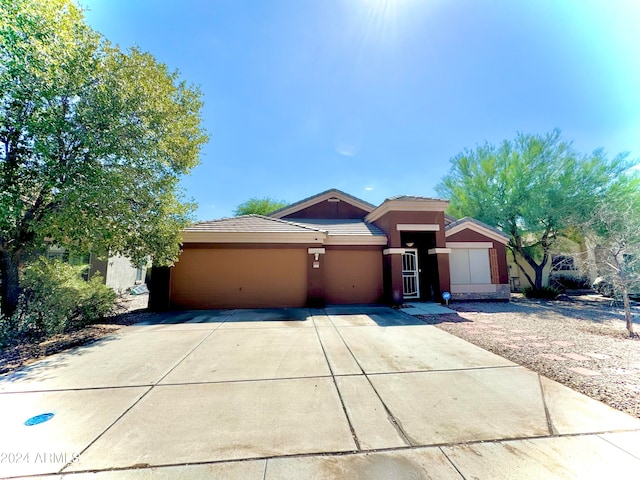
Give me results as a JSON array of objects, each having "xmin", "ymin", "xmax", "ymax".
[{"xmin": 419, "ymin": 294, "xmax": 640, "ymax": 420}]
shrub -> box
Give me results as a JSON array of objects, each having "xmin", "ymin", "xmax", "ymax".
[
  {"xmin": 522, "ymin": 286, "xmax": 561, "ymax": 299},
  {"xmin": 550, "ymin": 273, "xmax": 591, "ymax": 290},
  {"xmin": 1, "ymin": 258, "xmax": 115, "ymax": 345}
]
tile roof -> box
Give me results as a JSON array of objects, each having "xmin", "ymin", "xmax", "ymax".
[
  {"xmin": 289, "ymin": 218, "xmax": 386, "ymax": 237},
  {"xmin": 444, "ymin": 214, "xmax": 457, "ymax": 226},
  {"xmin": 185, "ymin": 215, "xmax": 386, "ymax": 239},
  {"xmin": 385, "ymin": 195, "xmax": 448, "ymax": 202},
  {"xmin": 445, "ymin": 216, "xmax": 510, "ymax": 240},
  {"xmin": 185, "ymin": 215, "xmax": 323, "ymax": 233}
]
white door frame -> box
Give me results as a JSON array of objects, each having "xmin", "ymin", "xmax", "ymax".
[{"xmin": 402, "ymin": 249, "xmax": 420, "ymax": 299}]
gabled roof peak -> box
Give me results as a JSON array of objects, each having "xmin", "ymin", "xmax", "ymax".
[
  {"xmin": 269, "ymin": 188, "xmax": 376, "ymax": 219},
  {"xmin": 445, "ymin": 216, "xmax": 510, "ymax": 244}
]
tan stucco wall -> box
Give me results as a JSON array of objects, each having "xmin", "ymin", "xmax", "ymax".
[
  {"xmin": 104, "ymin": 255, "xmax": 146, "ymax": 294},
  {"xmin": 507, "ymin": 250, "xmax": 551, "ymax": 290},
  {"xmin": 170, "ymin": 247, "xmax": 308, "ymax": 309},
  {"xmin": 323, "ymin": 249, "xmax": 384, "ymax": 304}
]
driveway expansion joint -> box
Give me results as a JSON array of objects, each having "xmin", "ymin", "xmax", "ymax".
[
  {"xmin": 312, "ymin": 313, "xmax": 361, "ymax": 450},
  {"xmin": 538, "ymin": 373, "xmax": 559, "ymax": 435},
  {"xmin": 323, "ymin": 312, "xmax": 414, "ymax": 448}
]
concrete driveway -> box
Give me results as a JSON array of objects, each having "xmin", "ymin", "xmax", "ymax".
[{"xmin": 1, "ymin": 306, "xmax": 640, "ymax": 479}]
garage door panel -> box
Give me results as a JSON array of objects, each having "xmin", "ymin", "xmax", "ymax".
[
  {"xmin": 170, "ymin": 248, "xmax": 307, "ymax": 309},
  {"xmin": 324, "ymin": 250, "xmax": 383, "ymax": 304}
]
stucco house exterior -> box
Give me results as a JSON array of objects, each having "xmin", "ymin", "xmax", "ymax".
[
  {"xmin": 150, "ymin": 189, "xmax": 510, "ymax": 310},
  {"xmin": 506, "ymin": 237, "xmax": 593, "ymax": 292},
  {"xmin": 47, "ymin": 247, "xmax": 147, "ymax": 294}
]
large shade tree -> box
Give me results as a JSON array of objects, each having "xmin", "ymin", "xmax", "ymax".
[
  {"xmin": 0, "ymin": 0, "xmax": 208, "ymax": 316},
  {"xmin": 437, "ymin": 130, "xmax": 628, "ymax": 291}
]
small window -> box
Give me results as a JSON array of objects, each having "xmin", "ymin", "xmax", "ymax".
[
  {"xmin": 551, "ymin": 255, "xmax": 575, "ymax": 271},
  {"xmin": 450, "ymin": 249, "xmax": 491, "ymax": 285}
]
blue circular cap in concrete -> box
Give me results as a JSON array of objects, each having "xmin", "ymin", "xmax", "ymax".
[
  {"xmin": 24, "ymin": 412, "xmax": 54, "ymax": 426},
  {"xmin": 442, "ymin": 291, "xmax": 451, "ymax": 301}
]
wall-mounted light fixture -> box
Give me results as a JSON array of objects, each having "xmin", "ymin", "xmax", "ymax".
[{"xmin": 406, "ymin": 242, "xmax": 415, "ymax": 248}]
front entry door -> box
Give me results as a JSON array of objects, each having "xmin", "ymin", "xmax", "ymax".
[{"xmin": 402, "ymin": 249, "xmax": 420, "ymax": 299}]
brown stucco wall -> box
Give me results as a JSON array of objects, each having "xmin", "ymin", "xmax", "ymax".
[
  {"xmin": 373, "ymin": 210, "xmax": 449, "ymax": 303},
  {"xmin": 283, "ymin": 200, "xmax": 369, "ymax": 219},
  {"xmin": 170, "ymin": 247, "xmax": 308, "ymax": 309},
  {"xmin": 373, "ymin": 211, "xmax": 446, "ymax": 248},
  {"xmin": 446, "ymin": 229, "xmax": 509, "ymax": 284},
  {"xmin": 324, "ymin": 249, "xmax": 384, "ymax": 304}
]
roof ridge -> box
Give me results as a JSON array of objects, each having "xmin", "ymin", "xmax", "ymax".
[
  {"xmin": 269, "ymin": 188, "xmax": 376, "ymax": 217},
  {"xmin": 385, "ymin": 194, "xmax": 448, "ymax": 202}
]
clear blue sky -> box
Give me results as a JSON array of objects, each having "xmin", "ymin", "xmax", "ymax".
[{"xmin": 81, "ymin": 0, "xmax": 640, "ymax": 220}]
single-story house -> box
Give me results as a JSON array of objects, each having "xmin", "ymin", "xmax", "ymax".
[{"xmin": 149, "ymin": 189, "xmax": 510, "ymax": 310}]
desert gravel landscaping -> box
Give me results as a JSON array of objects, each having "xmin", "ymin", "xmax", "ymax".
[{"xmin": 420, "ymin": 294, "xmax": 640, "ymax": 419}]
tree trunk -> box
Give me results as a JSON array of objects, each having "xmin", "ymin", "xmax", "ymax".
[
  {"xmin": 533, "ymin": 263, "xmax": 545, "ymax": 290},
  {"xmin": 515, "ymin": 248, "xmax": 547, "ymax": 291},
  {"xmin": 621, "ymin": 285, "xmax": 635, "ymax": 337},
  {"xmin": 510, "ymin": 230, "xmax": 551, "ymax": 292},
  {"xmin": 0, "ymin": 249, "xmax": 21, "ymax": 318}
]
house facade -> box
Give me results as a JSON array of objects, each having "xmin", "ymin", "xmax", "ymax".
[
  {"xmin": 150, "ymin": 189, "xmax": 510, "ymax": 310},
  {"xmin": 47, "ymin": 247, "xmax": 147, "ymax": 294}
]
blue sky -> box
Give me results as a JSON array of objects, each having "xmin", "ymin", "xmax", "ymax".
[{"xmin": 81, "ymin": 0, "xmax": 640, "ymax": 220}]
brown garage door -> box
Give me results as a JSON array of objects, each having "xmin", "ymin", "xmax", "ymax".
[
  {"xmin": 170, "ymin": 247, "xmax": 308, "ymax": 309},
  {"xmin": 324, "ymin": 249, "xmax": 384, "ymax": 304}
]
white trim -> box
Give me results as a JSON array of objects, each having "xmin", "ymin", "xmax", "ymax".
[
  {"xmin": 307, "ymin": 248, "xmax": 326, "ymax": 254},
  {"xmin": 327, "ymin": 198, "xmax": 340, "ymax": 203},
  {"xmin": 271, "ymin": 191, "xmax": 374, "ymax": 218},
  {"xmin": 446, "ymin": 242, "xmax": 494, "ymax": 249},
  {"xmin": 445, "ymin": 222, "xmax": 509, "ymax": 244},
  {"xmin": 181, "ymin": 231, "xmax": 325, "ymax": 244},
  {"xmin": 396, "ymin": 223, "xmax": 440, "ymax": 232},
  {"xmin": 383, "ymin": 248, "xmax": 407, "ymax": 255},
  {"xmin": 323, "ymin": 235, "xmax": 388, "ymax": 246},
  {"xmin": 450, "ymin": 284, "xmax": 497, "ymax": 294},
  {"xmin": 428, "ymin": 248, "xmax": 452, "ymax": 254},
  {"xmin": 365, "ymin": 199, "xmax": 449, "ymax": 222}
]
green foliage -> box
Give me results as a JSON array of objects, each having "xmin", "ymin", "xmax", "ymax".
[
  {"xmin": 522, "ymin": 286, "xmax": 561, "ymax": 299},
  {"xmin": 437, "ymin": 130, "xmax": 629, "ymax": 289},
  {"xmin": 0, "ymin": 258, "xmax": 115, "ymax": 346},
  {"xmin": 550, "ymin": 273, "xmax": 591, "ymax": 290},
  {"xmin": 234, "ymin": 197, "xmax": 288, "ymax": 216},
  {"xmin": 0, "ymin": 0, "xmax": 208, "ymax": 314}
]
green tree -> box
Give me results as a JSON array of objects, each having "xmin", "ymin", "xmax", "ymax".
[
  {"xmin": 0, "ymin": 0, "xmax": 208, "ymax": 316},
  {"xmin": 585, "ymin": 175, "xmax": 640, "ymax": 336},
  {"xmin": 437, "ymin": 130, "xmax": 628, "ymax": 291},
  {"xmin": 233, "ymin": 197, "xmax": 288, "ymax": 216}
]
